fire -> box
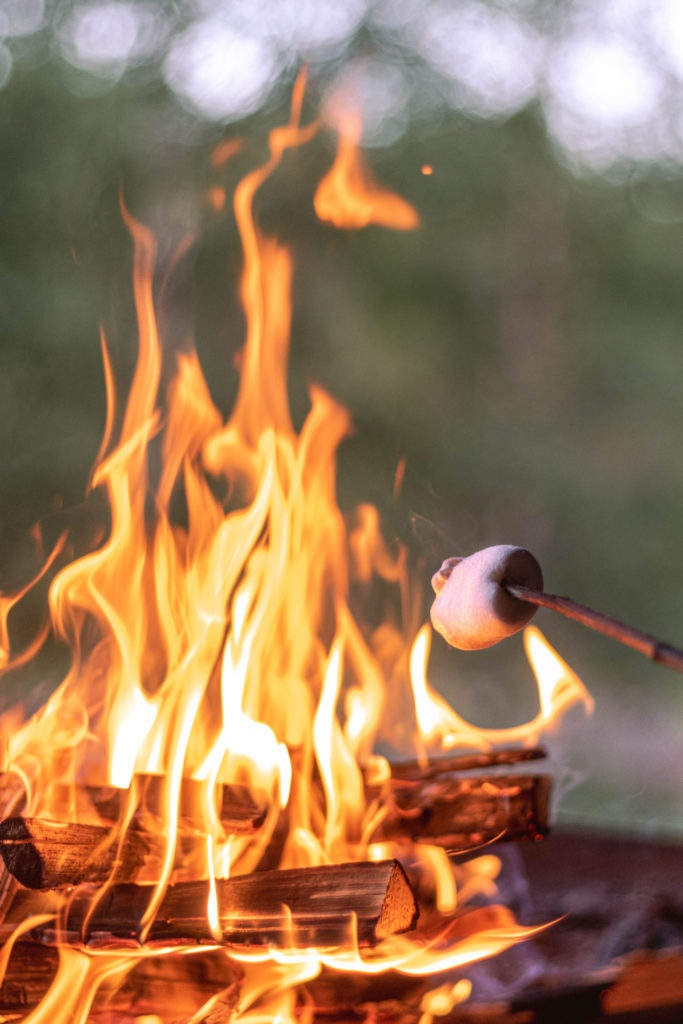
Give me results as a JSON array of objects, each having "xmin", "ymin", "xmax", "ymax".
[
  {"xmin": 0, "ymin": 74, "xmax": 592, "ymax": 1022},
  {"xmin": 410, "ymin": 622, "xmax": 594, "ymax": 754},
  {"xmin": 314, "ymin": 106, "xmax": 420, "ymax": 230}
]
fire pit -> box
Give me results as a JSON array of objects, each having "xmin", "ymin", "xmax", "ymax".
[{"xmin": 0, "ymin": 76, "xmax": 596, "ymax": 1024}]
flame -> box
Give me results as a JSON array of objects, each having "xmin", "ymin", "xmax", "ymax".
[
  {"xmin": 420, "ymin": 978, "xmax": 472, "ymax": 1021},
  {"xmin": 0, "ymin": 76, "xmax": 593, "ymax": 1021},
  {"xmin": 209, "ymin": 186, "xmax": 226, "ymax": 211},
  {"xmin": 410, "ymin": 622, "xmax": 593, "ymax": 753},
  {"xmin": 314, "ymin": 107, "xmax": 420, "ymax": 230},
  {"xmin": 0, "ymin": 530, "xmax": 65, "ymax": 678}
]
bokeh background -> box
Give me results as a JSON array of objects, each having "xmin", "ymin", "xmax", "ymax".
[{"xmin": 1, "ymin": 0, "xmax": 683, "ymax": 839}]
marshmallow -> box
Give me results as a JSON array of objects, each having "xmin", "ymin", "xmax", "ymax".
[{"xmin": 430, "ymin": 545, "xmax": 543, "ymax": 650}]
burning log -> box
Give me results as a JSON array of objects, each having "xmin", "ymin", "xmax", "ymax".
[
  {"xmin": 365, "ymin": 774, "xmax": 550, "ymax": 849},
  {"xmin": 0, "ymin": 748, "xmax": 550, "ymax": 887},
  {"xmin": 0, "ymin": 817, "xmax": 164, "ymax": 889},
  {"xmin": 0, "ymin": 941, "xmax": 243, "ymax": 1019},
  {"xmin": 3, "ymin": 859, "xmax": 417, "ymax": 948},
  {"xmin": 55, "ymin": 776, "xmax": 266, "ymax": 834},
  {"xmin": 377, "ymin": 746, "xmax": 546, "ymax": 783},
  {"xmin": 0, "ymin": 773, "xmax": 267, "ymax": 889}
]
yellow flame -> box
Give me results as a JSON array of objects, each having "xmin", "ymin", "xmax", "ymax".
[
  {"xmin": 314, "ymin": 107, "xmax": 420, "ymax": 230},
  {"xmin": 420, "ymin": 978, "xmax": 472, "ymax": 1019},
  {"xmin": 410, "ymin": 623, "xmax": 593, "ymax": 753},
  {"xmin": 420, "ymin": 846, "xmax": 457, "ymax": 914},
  {"xmin": 206, "ymin": 834, "xmax": 222, "ymax": 942},
  {"xmin": 0, "ymin": 76, "xmax": 591, "ymax": 1021}
]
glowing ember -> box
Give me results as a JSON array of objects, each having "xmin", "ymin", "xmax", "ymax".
[{"xmin": 0, "ymin": 74, "xmax": 592, "ymax": 1022}]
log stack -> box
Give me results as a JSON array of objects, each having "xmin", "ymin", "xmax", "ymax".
[{"xmin": 0, "ymin": 749, "xmax": 551, "ymax": 1021}]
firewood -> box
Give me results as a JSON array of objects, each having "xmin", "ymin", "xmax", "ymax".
[
  {"xmin": 0, "ymin": 940, "xmax": 58, "ymax": 1013},
  {"xmin": 365, "ymin": 775, "xmax": 549, "ymax": 849},
  {"xmin": 0, "ymin": 766, "xmax": 548, "ymax": 890},
  {"xmin": 0, "ymin": 816, "xmax": 166, "ymax": 889},
  {"xmin": 0, "ymin": 774, "xmax": 267, "ymax": 890},
  {"xmin": 377, "ymin": 747, "xmax": 546, "ymax": 783},
  {"xmin": 0, "ymin": 941, "xmax": 243, "ymax": 1020},
  {"xmin": 71, "ymin": 775, "xmax": 266, "ymax": 834},
  {"xmin": 0, "ymin": 773, "xmax": 265, "ymax": 834},
  {"xmin": 3, "ymin": 859, "xmax": 417, "ymax": 948},
  {"xmin": 0, "ymin": 774, "xmax": 26, "ymax": 931}
]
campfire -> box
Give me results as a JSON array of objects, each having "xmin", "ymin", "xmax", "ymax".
[{"xmin": 0, "ymin": 75, "xmax": 593, "ymax": 1024}]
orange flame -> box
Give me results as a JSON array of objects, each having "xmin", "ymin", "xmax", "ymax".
[
  {"xmin": 0, "ymin": 75, "xmax": 592, "ymax": 1020},
  {"xmin": 410, "ymin": 622, "xmax": 593, "ymax": 753},
  {"xmin": 314, "ymin": 108, "xmax": 420, "ymax": 230}
]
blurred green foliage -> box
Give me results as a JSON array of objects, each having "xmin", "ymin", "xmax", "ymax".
[{"xmin": 2, "ymin": 56, "xmax": 683, "ymax": 836}]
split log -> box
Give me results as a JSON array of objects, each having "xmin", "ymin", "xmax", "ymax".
[
  {"xmin": 365, "ymin": 775, "xmax": 550, "ymax": 849},
  {"xmin": 0, "ymin": 817, "xmax": 165, "ymax": 889},
  {"xmin": 62, "ymin": 775, "xmax": 266, "ymax": 834},
  {"xmin": 3, "ymin": 859, "xmax": 417, "ymax": 948},
  {"xmin": 0, "ymin": 941, "xmax": 58, "ymax": 1013},
  {"xmin": 0, "ymin": 771, "xmax": 549, "ymax": 890},
  {"xmin": 0, "ymin": 772, "xmax": 549, "ymax": 889},
  {"xmin": 0, "ymin": 775, "xmax": 267, "ymax": 889},
  {"xmin": 0, "ymin": 941, "xmax": 243, "ymax": 1020},
  {"xmin": 376, "ymin": 746, "xmax": 546, "ymax": 783}
]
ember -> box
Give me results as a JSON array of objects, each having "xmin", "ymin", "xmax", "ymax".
[{"xmin": 0, "ymin": 75, "xmax": 592, "ymax": 1023}]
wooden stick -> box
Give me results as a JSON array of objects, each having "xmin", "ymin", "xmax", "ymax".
[
  {"xmin": 365, "ymin": 775, "xmax": 549, "ymax": 849},
  {"xmin": 4, "ymin": 860, "xmax": 417, "ymax": 948},
  {"xmin": 506, "ymin": 583, "xmax": 683, "ymax": 674}
]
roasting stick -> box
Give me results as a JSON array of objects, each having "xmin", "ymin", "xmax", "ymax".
[
  {"xmin": 505, "ymin": 583, "xmax": 683, "ymax": 674},
  {"xmin": 431, "ymin": 544, "xmax": 683, "ymax": 675}
]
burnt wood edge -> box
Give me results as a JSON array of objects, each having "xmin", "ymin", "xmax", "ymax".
[
  {"xmin": 375, "ymin": 746, "xmax": 547, "ymax": 784},
  {"xmin": 0, "ymin": 774, "xmax": 267, "ymax": 835},
  {"xmin": 0, "ymin": 941, "xmax": 243, "ymax": 1017},
  {"xmin": 0, "ymin": 773, "xmax": 550, "ymax": 888},
  {"xmin": 366, "ymin": 774, "xmax": 550, "ymax": 850},
  {"xmin": 4, "ymin": 944, "xmax": 683, "ymax": 1022},
  {"xmin": 1, "ymin": 859, "xmax": 417, "ymax": 949}
]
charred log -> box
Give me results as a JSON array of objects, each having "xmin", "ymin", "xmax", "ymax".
[
  {"xmin": 69, "ymin": 775, "xmax": 266, "ymax": 835},
  {"xmin": 0, "ymin": 816, "xmax": 167, "ymax": 889},
  {"xmin": 0, "ymin": 941, "xmax": 243, "ymax": 1020},
  {"xmin": 0, "ymin": 773, "xmax": 549, "ymax": 889},
  {"xmin": 0, "ymin": 776, "xmax": 267, "ymax": 890},
  {"xmin": 2, "ymin": 859, "xmax": 417, "ymax": 948},
  {"xmin": 376, "ymin": 746, "xmax": 546, "ymax": 783},
  {"xmin": 0, "ymin": 773, "xmax": 266, "ymax": 836},
  {"xmin": 366, "ymin": 775, "xmax": 550, "ymax": 849}
]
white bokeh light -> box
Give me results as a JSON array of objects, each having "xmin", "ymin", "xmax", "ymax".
[
  {"xmin": 282, "ymin": 0, "xmax": 367, "ymax": 53},
  {"xmin": 419, "ymin": 1, "xmax": 543, "ymax": 117},
  {"xmin": 548, "ymin": 37, "xmax": 661, "ymax": 126},
  {"xmin": 653, "ymin": 0, "xmax": 683, "ymax": 79},
  {"xmin": 0, "ymin": 0, "xmax": 44, "ymax": 38},
  {"xmin": 60, "ymin": 3, "xmax": 166, "ymax": 78},
  {"xmin": 194, "ymin": 0, "xmax": 368, "ymax": 57},
  {"xmin": 544, "ymin": 36, "xmax": 664, "ymax": 165},
  {"xmin": 164, "ymin": 19, "xmax": 284, "ymax": 122},
  {"xmin": 13, "ymin": 0, "xmax": 683, "ymax": 167},
  {"xmin": 329, "ymin": 59, "xmax": 411, "ymax": 147}
]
